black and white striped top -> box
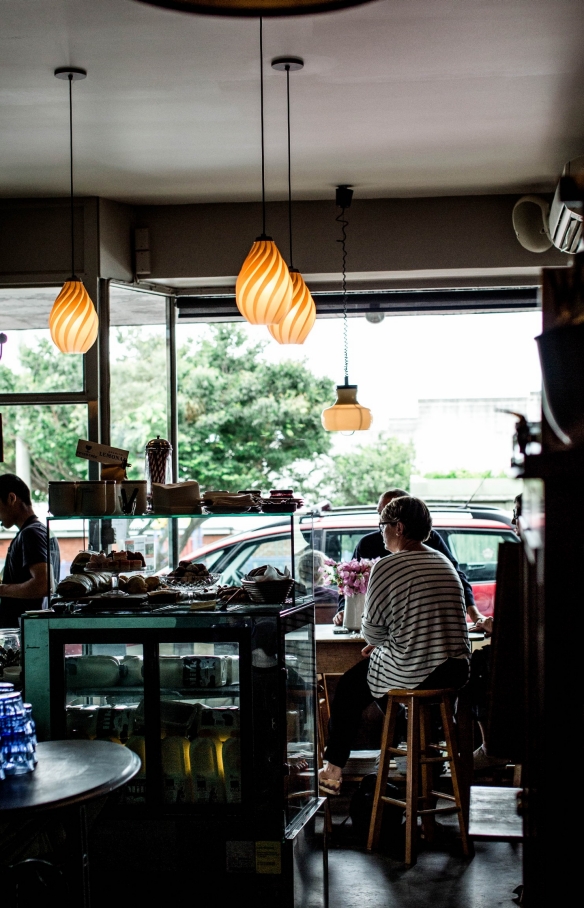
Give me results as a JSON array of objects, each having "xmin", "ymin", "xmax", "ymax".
[{"xmin": 362, "ymin": 550, "xmax": 471, "ymax": 697}]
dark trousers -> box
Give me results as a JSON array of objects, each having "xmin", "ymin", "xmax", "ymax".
[{"xmin": 324, "ymin": 656, "xmax": 469, "ymax": 769}]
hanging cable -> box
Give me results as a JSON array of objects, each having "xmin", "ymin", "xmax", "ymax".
[
  {"xmin": 259, "ymin": 17, "xmax": 266, "ymax": 238},
  {"xmin": 336, "ymin": 205, "xmax": 349, "ymax": 383},
  {"xmin": 286, "ymin": 66, "xmax": 294, "ymax": 268},
  {"xmin": 68, "ymin": 73, "xmax": 76, "ymax": 279}
]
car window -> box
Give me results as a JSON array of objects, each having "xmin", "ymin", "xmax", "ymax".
[
  {"xmin": 443, "ymin": 530, "xmax": 518, "ymax": 582},
  {"xmin": 194, "ymin": 548, "xmax": 229, "ymax": 571},
  {"xmin": 323, "ymin": 531, "xmax": 370, "ymax": 563}
]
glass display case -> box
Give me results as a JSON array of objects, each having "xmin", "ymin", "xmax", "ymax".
[{"xmin": 23, "ymin": 512, "xmax": 326, "ymax": 906}]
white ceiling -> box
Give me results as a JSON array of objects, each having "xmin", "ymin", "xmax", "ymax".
[{"xmin": 1, "ymin": 0, "xmax": 584, "ymax": 205}]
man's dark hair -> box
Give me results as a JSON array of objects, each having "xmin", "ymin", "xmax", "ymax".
[
  {"xmin": 381, "ymin": 495, "xmax": 432, "ymax": 542},
  {"xmin": 0, "ymin": 473, "xmax": 32, "ymax": 506},
  {"xmin": 381, "ymin": 488, "xmax": 409, "ymax": 501}
]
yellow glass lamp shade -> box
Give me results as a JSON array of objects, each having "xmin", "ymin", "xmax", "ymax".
[
  {"xmin": 268, "ymin": 271, "xmax": 316, "ymax": 344},
  {"xmin": 321, "ymin": 384, "xmax": 373, "ymax": 432},
  {"xmin": 49, "ymin": 280, "xmax": 99, "ymax": 354},
  {"xmin": 236, "ymin": 238, "xmax": 294, "ymax": 325}
]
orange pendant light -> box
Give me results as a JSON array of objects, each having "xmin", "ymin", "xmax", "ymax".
[
  {"xmin": 268, "ymin": 270, "xmax": 315, "ymax": 344},
  {"xmin": 322, "ymin": 381, "xmax": 372, "ymax": 431},
  {"xmin": 236, "ymin": 236, "xmax": 293, "ymax": 325},
  {"xmin": 49, "ymin": 280, "xmax": 99, "ymax": 354},
  {"xmin": 321, "ymin": 186, "xmax": 372, "ymax": 432},
  {"xmin": 50, "ymin": 68, "xmax": 98, "ymax": 355},
  {"xmin": 236, "ymin": 20, "xmax": 293, "ymax": 327}
]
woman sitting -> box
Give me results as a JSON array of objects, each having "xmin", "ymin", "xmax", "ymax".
[{"xmin": 319, "ymin": 495, "xmax": 471, "ymax": 794}]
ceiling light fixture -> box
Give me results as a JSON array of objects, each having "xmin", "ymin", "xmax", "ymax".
[
  {"xmin": 321, "ymin": 186, "xmax": 372, "ymax": 433},
  {"xmin": 236, "ymin": 20, "xmax": 293, "ymax": 326},
  {"xmin": 268, "ymin": 57, "xmax": 316, "ymax": 346},
  {"xmin": 135, "ymin": 0, "xmax": 374, "ymax": 19},
  {"xmin": 49, "ymin": 68, "xmax": 98, "ymax": 355}
]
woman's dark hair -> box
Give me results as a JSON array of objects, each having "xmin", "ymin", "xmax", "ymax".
[
  {"xmin": 381, "ymin": 495, "xmax": 432, "ymax": 542},
  {"xmin": 0, "ymin": 473, "xmax": 32, "ymax": 506}
]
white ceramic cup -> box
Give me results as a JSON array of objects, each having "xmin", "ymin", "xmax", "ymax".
[
  {"xmin": 76, "ymin": 481, "xmax": 107, "ymax": 517},
  {"xmin": 49, "ymin": 481, "xmax": 78, "ymax": 516}
]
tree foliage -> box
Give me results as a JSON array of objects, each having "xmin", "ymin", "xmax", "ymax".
[
  {"xmin": 176, "ymin": 325, "xmax": 334, "ymax": 490},
  {"xmin": 0, "ymin": 339, "xmax": 87, "ymax": 497},
  {"xmin": 325, "ymin": 433, "xmax": 415, "ymax": 506},
  {"xmin": 1, "ymin": 326, "xmax": 335, "ymax": 499}
]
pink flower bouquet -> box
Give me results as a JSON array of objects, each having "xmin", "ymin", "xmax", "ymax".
[{"xmin": 323, "ymin": 558, "xmax": 379, "ymax": 596}]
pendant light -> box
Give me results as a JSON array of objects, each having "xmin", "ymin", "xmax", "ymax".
[
  {"xmin": 49, "ymin": 68, "xmax": 98, "ymax": 355},
  {"xmin": 268, "ymin": 57, "xmax": 316, "ymax": 346},
  {"xmin": 236, "ymin": 19, "xmax": 293, "ymax": 326},
  {"xmin": 135, "ymin": 0, "xmax": 374, "ymax": 19},
  {"xmin": 321, "ymin": 187, "xmax": 372, "ymax": 432}
]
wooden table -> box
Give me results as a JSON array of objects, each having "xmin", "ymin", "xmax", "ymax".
[
  {"xmin": 0, "ymin": 740, "xmax": 140, "ymax": 906},
  {"xmin": 315, "ymin": 624, "xmax": 488, "ymax": 675}
]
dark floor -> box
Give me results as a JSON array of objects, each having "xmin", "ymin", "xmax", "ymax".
[{"xmin": 325, "ymin": 787, "xmax": 522, "ymax": 908}]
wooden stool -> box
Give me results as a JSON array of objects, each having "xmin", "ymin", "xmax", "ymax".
[{"xmin": 367, "ymin": 688, "xmax": 470, "ymax": 867}]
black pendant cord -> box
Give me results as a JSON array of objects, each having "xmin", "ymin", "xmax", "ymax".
[
  {"xmin": 336, "ymin": 205, "xmax": 349, "ymax": 384},
  {"xmin": 286, "ymin": 65, "xmax": 294, "ymax": 269},
  {"xmin": 68, "ymin": 73, "xmax": 76, "ymax": 280},
  {"xmin": 259, "ymin": 17, "xmax": 267, "ymax": 238}
]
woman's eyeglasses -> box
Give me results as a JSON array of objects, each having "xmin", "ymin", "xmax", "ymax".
[{"xmin": 379, "ymin": 521, "xmax": 397, "ymax": 532}]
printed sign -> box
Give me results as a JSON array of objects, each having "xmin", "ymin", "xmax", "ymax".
[{"xmin": 75, "ymin": 439, "xmax": 129, "ymax": 466}]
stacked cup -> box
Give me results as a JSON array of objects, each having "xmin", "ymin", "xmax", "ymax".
[{"xmin": 0, "ymin": 682, "xmax": 37, "ymax": 777}]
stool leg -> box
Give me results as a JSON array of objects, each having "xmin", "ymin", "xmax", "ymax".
[
  {"xmin": 440, "ymin": 698, "xmax": 470, "ymax": 858},
  {"xmin": 404, "ymin": 696, "xmax": 420, "ymax": 867},
  {"xmin": 419, "ymin": 702, "xmax": 436, "ymax": 844},
  {"xmin": 367, "ymin": 697, "xmax": 400, "ymax": 852}
]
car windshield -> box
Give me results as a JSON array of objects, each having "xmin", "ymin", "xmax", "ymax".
[{"xmin": 437, "ymin": 529, "xmax": 518, "ymax": 581}]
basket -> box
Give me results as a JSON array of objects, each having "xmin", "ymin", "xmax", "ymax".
[{"xmin": 241, "ymin": 578, "xmax": 294, "ymax": 604}]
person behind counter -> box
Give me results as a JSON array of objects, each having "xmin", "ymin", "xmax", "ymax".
[
  {"xmin": 320, "ymin": 495, "xmax": 471, "ymax": 794},
  {"xmin": 333, "ymin": 488, "xmax": 481, "ymax": 625},
  {"xmin": 0, "ymin": 473, "xmax": 60, "ymax": 628}
]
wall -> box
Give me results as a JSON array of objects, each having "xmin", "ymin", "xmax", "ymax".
[{"xmin": 0, "ymin": 194, "xmax": 570, "ymax": 292}]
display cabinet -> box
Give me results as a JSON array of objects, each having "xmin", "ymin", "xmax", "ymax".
[{"xmin": 23, "ymin": 511, "xmax": 326, "ymax": 906}]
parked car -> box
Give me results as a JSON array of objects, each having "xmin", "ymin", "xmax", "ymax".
[{"xmin": 184, "ymin": 504, "xmax": 518, "ymax": 623}]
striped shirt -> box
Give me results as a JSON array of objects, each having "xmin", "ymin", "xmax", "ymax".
[{"xmin": 362, "ymin": 550, "xmax": 470, "ymax": 697}]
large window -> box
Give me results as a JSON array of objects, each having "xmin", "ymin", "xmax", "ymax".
[{"xmin": 109, "ymin": 286, "xmax": 168, "ymax": 480}]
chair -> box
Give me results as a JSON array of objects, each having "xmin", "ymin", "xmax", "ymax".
[{"xmin": 367, "ymin": 688, "xmax": 471, "ymax": 867}]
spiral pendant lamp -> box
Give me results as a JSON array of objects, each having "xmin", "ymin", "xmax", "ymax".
[
  {"xmin": 268, "ymin": 270, "xmax": 316, "ymax": 344},
  {"xmin": 321, "ymin": 186, "xmax": 372, "ymax": 432},
  {"xmin": 236, "ymin": 236, "xmax": 293, "ymax": 325},
  {"xmin": 236, "ymin": 20, "xmax": 293, "ymax": 326},
  {"xmin": 49, "ymin": 68, "xmax": 98, "ymax": 355},
  {"xmin": 267, "ymin": 57, "xmax": 316, "ymax": 345}
]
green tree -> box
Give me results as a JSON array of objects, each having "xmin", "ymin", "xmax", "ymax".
[
  {"xmin": 176, "ymin": 325, "xmax": 334, "ymax": 489},
  {"xmin": 326, "ymin": 433, "xmax": 415, "ymax": 506},
  {"xmin": 1, "ymin": 326, "xmax": 335, "ymax": 500},
  {"xmin": 0, "ymin": 339, "xmax": 87, "ymax": 497}
]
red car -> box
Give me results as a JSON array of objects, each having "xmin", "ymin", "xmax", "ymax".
[{"xmin": 184, "ymin": 505, "xmax": 518, "ymax": 623}]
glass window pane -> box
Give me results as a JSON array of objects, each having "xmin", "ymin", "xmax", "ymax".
[
  {"xmin": 446, "ymin": 531, "xmax": 516, "ymax": 581},
  {"xmin": 0, "ymin": 404, "xmax": 88, "ymax": 500},
  {"xmin": 0, "ymin": 288, "xmax": 84, "ymax": 392},
  {"xmin": 109, "ymin": 287, "xmax": 168, "ymax": 479}
]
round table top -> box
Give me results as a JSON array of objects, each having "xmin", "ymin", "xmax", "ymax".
[{"xmin": 0, "ymin": 740, "xmax": 141, "ymax": 812}]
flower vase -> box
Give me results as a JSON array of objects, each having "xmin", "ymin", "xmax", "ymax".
[{"xmin": 343, "ymin": 592, "xmax": 365, "ymax": 631}]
